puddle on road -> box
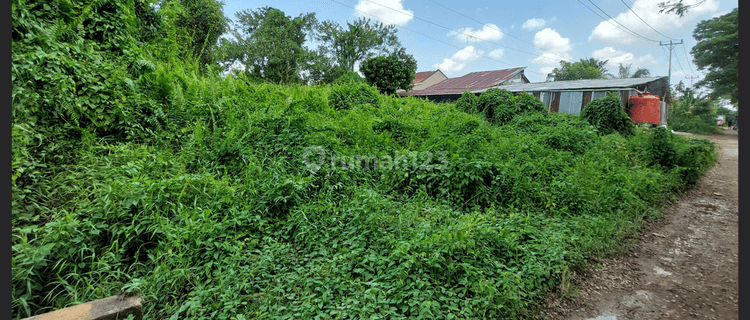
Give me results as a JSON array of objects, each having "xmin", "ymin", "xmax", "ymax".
[{"xmin": 654, "ymin": 266, "xmax": 672, "ymax": 276}]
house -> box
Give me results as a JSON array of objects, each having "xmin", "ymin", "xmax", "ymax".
[
  {"xmin": 401, "ymin": 67, "xmax": 529, "ymax": 102},
  {"xmin": 471, "ymin": 76, "xmax": 671, "ymax": 125},
  {"xmin": 411, "ymin": 70, "xmax": 448, "ymax": 91},
  {"xmin": 716, "ymin": 115, "xmax": 725, "ymax": 126}
]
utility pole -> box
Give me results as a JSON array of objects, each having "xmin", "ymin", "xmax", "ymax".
[
  {"xmin": 685, "ymin": 75, "xmax": 699, "ymax": 88},
  {"xmin": 660, "ymin": 40, "xmax": 683, "ymax": 94}
]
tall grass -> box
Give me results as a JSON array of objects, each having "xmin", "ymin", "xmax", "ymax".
[{"xmin": 12, "ymin": 1, "xmax": 717, "ymax": 318}]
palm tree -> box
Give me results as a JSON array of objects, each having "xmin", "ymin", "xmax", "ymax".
[
  {"xmin": 579, "ymin": 57, "xmax": 609, "ymax": 75},
  {"xmin": 617, "ymin": 63, "xmax": 651, "ymax": 78}
]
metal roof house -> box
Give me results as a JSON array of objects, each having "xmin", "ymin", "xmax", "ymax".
[
  {"xmin": 472, "ymin": 76, "xmax": 671, "ymax": 124},
  {"xmin": 401, "ymin": 67, "xmax": 530, "ymax": 102},
  {"xmin": 410, "ymin": 70, "xmax": 448, "ymax": 91}
]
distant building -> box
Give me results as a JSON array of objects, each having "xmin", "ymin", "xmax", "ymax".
[
  {"xmin": 411, "ymin": 70, "xmax": 448, "ymax": 91},
  {"xmin": 471, "ymin": 76, "xmax": 671, "ymax": 125},
  {"xmin": 401, "ymin": 67, "xmax": 529, "ymax": 102}
]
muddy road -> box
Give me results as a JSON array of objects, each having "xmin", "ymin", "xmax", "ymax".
[{"xmin": 539, "ymin": 128, "xmax": 739, "ymax": 320}]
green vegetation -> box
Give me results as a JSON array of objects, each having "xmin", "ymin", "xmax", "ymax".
[
  {"xmin": 668, "ymin": 82, "xmax": 723, "ymax": 135},
  {"xmin": 456, "ymin": 91, "xmax": 480, "ymax": 114},
  {"xmin": 552, "ymin": 57, "xmax": 609, "ymax": 81},
  {"xmin": 12, "ymin": 1, "xmax": 718, "ymax": 319},
  {"xmin": 580, "ymin": 92, "xmax": 635, "ymax": 136},
  {"xmin": 691, "ymin": 8, "xmax": 738, "ymax": 104},
  {"xmin": 360, "ymin": 49, "xmax": 418, "ymax": 95}
]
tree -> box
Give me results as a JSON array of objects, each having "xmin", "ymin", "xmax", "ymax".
[
  {"xmin": 579, "ymin": 57, "xmax": 610, "ymax": 76},
  {"xmin": 691, "ymin": 8, "xmax": 738, "ymax": 104},
  {"xmin": 317, "ymin": 17, "xmax": 402, "ymax": 72},
  {"xmin": 174, "ymin": 0, "xmax": 229, "ymax": 68},
  {"xmin": 552, "ymin": 59, "xmax": 605, "ymax": 81},
  {"xmin": 359, "ymin": 49, "xmax": 417, "ymax": 95},
  {"xmin": 657, "ymin": 0, "xmax": 708, "ymax": 17},
  {"xmin": 222, "ymin": 7, "xmax": 317, "ymax": 84},
  {"xmin": 617, "ymin": 63, "xmax": 651, "ymax": 78}
]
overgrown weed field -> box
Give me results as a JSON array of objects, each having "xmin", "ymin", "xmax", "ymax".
[{"xmin": 12, "ymin": 1, "xmax": 717, "ymax": 319}]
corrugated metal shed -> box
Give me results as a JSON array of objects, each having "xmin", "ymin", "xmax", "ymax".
[
  {"xmin": 471, "ymin": 77, "xmax": 668, "ymax": 94},
  {"xmin": 471, "ymin": 76, "xmax": 671, "ymax": 125}
]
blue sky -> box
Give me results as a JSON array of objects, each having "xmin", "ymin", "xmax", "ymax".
[{"xmin": 221, "ymin": 0, "xmax": 737, "ymax": 89}]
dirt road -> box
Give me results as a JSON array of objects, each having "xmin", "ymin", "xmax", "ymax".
[{"xmin": 540, "ymin": 128, "xmax": 739, "ymax": 320}]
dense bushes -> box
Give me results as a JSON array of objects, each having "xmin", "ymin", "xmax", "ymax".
[
  {"xmin": 514, "ymin": 91, "xmax": 548, "ymax": 114},
  {"xmin": 668, "ymin": 91, "xmax": 723, "ymax": 134},
  {"xmin": 477, "ymin": 88, "xmax": 516, "ymax": 125},
  {"xmin": 12, "ymin": 1, "xmax": 718, "ymax": 319},
  {"xmin": 580, "ymin": 92, "xmax": 635, "ymax": 136},
  {"xmin": 328, "ymin": 82, "xmax": 380, "ymax": 110},
  {"xmin": 455, "ymin": 91, "xmax": 479, "ymax": 113},
  {"xmin": 459, "ymin": 89, "xmax": 548, "ymax": 126}
]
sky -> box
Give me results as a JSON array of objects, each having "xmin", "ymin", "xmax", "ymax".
[{"xmin": 221, "ymin": 0, "xmax": 738, "ymax": 91}]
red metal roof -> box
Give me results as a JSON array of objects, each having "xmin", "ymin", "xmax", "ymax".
[
  {"xmin": 412, "ymin": 71, "xmax": 437, "ymax": 84},
  {"xmin": 406, "ymin": 67, "xmax": 525, "ymax": 96}
]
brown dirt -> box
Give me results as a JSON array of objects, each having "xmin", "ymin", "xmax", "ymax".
[{"xmin": 536, "ymin": 127, "xmax": 739, "ymax": 320}]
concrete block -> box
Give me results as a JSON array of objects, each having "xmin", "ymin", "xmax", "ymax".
[{"xmin": 21, "ymin": 295, "xmax": 142, "ymax": 320}]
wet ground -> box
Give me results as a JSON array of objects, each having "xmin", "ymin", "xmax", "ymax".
[{"xmin": 537, "ymin": 128, "xmax": 739, "ymax": 320}]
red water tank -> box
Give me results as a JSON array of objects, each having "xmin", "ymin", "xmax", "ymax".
[{"xmin": 629, "ymin": 94, "xmax": 661, "ymax": 124}]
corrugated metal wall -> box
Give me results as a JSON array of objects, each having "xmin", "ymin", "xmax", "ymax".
[{"xmin": 559, "ymin": 92, "xmax": 584, "ymax": 115}]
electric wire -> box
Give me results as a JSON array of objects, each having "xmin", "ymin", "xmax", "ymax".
[
  {"xmin": 574, "ymin": 0, "xmax": 660, "ymax": 42},
  {"xmin": 672, "ymin": 45, "xmax": 688, "ymax": 76},
  {"xmin": 619, "ymin": 0, "xmax": 676, "ymax": 40},
  {"xmin": 681, "ymin": 43, "xmax": 697, "ymax": 75},
  {"xmin": 424, "ymin": 0, "xmax": 571, "ymax": 62},
  {"xmin": 356, "ymin": 0, "xmax": 546, "ymax": 60},
  {"xmin": 326, "ymin": 0, "xmax": 548, "ymax": 77}
]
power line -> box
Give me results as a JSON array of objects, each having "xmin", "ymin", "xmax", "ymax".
[
  {"xmin": 672, "ymin": 44, "xmax": 688, "ymax": 76},
  {"xmin": 574, "ymin": 0, "xmax": 660, "ymax": 42},
  {"xmin": 326, "ymin": 0, "xmax": 548, "ymax": 76},
  {"xmin": 356, "ymin": 0, "xmax": 546, "ymax": 60},
  {"xmin": 424, "ymin": 0, "xmax": 571, "ymax": 62},
  {"xmin": 619, "ymin": 0, "xmax": 676, "ymax": 40},
  {"xmin": 681, "ymin": 44, "xmax": 697, "ymax": 75},
  {"xmin": 660, "ymin": 40, "xmax": 683, "ymax": 88}
]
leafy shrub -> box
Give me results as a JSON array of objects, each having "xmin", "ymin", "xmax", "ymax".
[
  {"xmin": 328, "ymin": 82, "xmax": 380, "ymax": 110},
  {"xmin": 477, "ymin": 88, "xmax": 516, "ymax": 125},
  {"xmin": 580, "ymin": 92, "xmax": 635, "ymax": 136},
  {"xmin": 645, "ymin": 126, "xmax": 678, "ymax": 168},
  {"xmin": 668, "ymin": 114, "xmax": 722, "ymax": 135},
  {"xmin": 675, "ymin": 136, "xmax": 717, "ymax": 185},
  {"xmin": 455, "ymin": 91, "xmax": 479, "ymax": 113},
  {"xmin": 514, "ymin": 92, "xmax": 548, "ymax": 114},
  {"xmin": 333, "ymin": 70, "xmax": 365, "ymax": 84},
  {"xmin": 513, "ymin": 113, "xmax": 598, "ymax": 154}
]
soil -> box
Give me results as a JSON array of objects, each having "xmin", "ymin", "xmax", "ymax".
[{"xmin": 536, "ymin": 127, "xmax": 739, "ymax": 320}]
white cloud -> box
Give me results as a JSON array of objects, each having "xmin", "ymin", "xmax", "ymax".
[
  {"xmin": 433, "ymin": 46, "xmax": 483, "ymax": 74},
  {"xmin": 489, "ymin": 49, "xmax": 505, "ymax": 59},
  {"xmin": 589, "ymin": 0, "xmax": 719, "ymax": 44},
  {"xmin": 531, "ymin": 28, "xmax": 572, "ymax": 75},
  {"xmin": 522, "ymin": 18, "xmax": 547, "ymax": 31},
  {"xmin": 448, "ymin": 24, "xmax": 503, "ymax": 42},
  {"xmin": 354, "ymin": 0, "xmax": 414, "ymax": 26},
  {"xmin": 592, "ymin": 47, "xmax": 656, "ymax": 72}
]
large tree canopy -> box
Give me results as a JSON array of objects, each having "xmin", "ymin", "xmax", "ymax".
[
  {"xmin": 691, "ymin": 8, "xmax": 738, "ymax": 104},
  {"xmin": 317, "ymin": 18, "xmax": 402, "ymax": 72},
  {"xmin": 359, "ymin": 49, "xmax": 417, "ymax": 95},
  {"xmin": 552, "ymin": 58, "xmax": 609, "ymax": 81},
  {"xmin": 174, "ymin": 0, "xmax": 229, "ymax": 68},
  {"xmin": 222, "ymin": 7, "xmax": 317, "ymax": 84}
]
